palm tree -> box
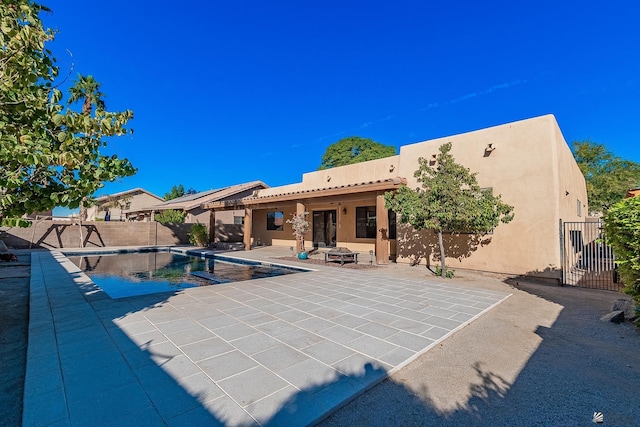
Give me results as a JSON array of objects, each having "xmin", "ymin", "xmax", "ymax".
[{"xmin": 68, "ymin": 74, "xmax": 106, "ymax": 115}]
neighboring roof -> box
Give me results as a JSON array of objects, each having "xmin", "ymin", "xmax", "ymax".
[
  {"xmin": 152, "ymin": 188, "xmax": 222, "ymax": 209},
  {"xmin": 626, "ymin": 188, "xmax": 640, "ymax": 198},
  {"xmin": 206, "ymin": 178, "xmax": 407, "ymax": 209},
  {"xmin": 128, "ymin": 181, "xmax": 269, "ymax": 214},
  {"xmin": 94, "ymin": 188, "xmax": 164, "ymax": 203}
]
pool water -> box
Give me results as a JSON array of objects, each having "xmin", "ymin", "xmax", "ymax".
[{"xmin": 67, "ymin": 251, "xmax": 305, "ymax": 299}]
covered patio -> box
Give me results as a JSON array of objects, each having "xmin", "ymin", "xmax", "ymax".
[{"xmin": 206, "ymin": 178, "xmax": 406, "ymax": 265}]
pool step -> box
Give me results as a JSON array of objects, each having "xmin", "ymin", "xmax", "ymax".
[{"xmin": 190, "ymin": 271, "xmax": 229, "ymax": 284}]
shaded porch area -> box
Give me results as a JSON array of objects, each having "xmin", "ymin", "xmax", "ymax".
[{"xmin": 207, "ymin": 179, "xmax": 406, "ymax": 265}]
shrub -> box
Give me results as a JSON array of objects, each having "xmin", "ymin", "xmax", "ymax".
[
  {"xmin": 603, "ymin": 196, "xmax": 640, "ymax": 303},
  {"xmin": 189, "ymin": 222, "xmax": 208, "ymax": 247},
  {"xmin": 155, "ymin": 209, "xmax": 186, "ymax": 224},
  {"xmin": 435, "ymin": 265, "xmax": 455, "ymax": 278}
]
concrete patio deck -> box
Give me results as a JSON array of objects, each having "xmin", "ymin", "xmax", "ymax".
[{"xmin": 23, "ymin": 247, "xmax": 510, "ymax": 426}]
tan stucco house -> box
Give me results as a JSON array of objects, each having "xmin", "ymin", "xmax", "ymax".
[
  {"xmin": 207, "ymin": 115, "xmax": 587, "ymax": 281},
  {"xmin": 86, "ymin": 188, "xmax": 164, "ymax": 221},
  {"xmin": 126, "ymin": 181, "xmax": 268, "ymax": 242}
]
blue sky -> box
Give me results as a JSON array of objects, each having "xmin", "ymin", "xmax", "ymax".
[{"xmin": 47, "ymin": 0, "xmax": 640, "ymax": 214}]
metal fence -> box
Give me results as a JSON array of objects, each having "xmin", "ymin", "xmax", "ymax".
[{"xmin": 561, "ymin": 220, "xmax": 621, "ymax": 290}]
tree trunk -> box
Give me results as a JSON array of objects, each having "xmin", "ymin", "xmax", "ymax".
[
  {"xmin": 79, "ymin": 199, "xmax": 87, "ymax": 221},
  {"xmin": 83, "ymin": 96, "xmax": 92, "ymax": 115},
  {"xmin": 438, "ymin": 230, "xmax": 446, "ymax": 278}
]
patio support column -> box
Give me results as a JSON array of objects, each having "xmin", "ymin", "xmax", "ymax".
[
  {"xmin": 209, "ymin": 210, "xmax": 216, "ymax": 244},
  {"xmin": 243, "ymin": 208, "xmax": 253, "ymax": 251},
  {"xmin": 296, "ymin": 202, "xmax": 306, "ymax": 253},
  {"xmin": 376, "ymin": 193, "xmax": 389, "ymax": 264}
]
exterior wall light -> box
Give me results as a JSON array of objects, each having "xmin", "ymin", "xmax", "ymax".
[
  {"xmin": 485, "ymin": 143, "xmax": 495, "ymax": 152},
  {"xmin": 342, "ymin": 207, "xmax": 347, "ymax": 215}
]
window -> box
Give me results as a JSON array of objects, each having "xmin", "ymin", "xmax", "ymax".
[
  {"xmin": 577, "ymin": 199, "xmax": 582, "ymax": 217},
  {"xmin": 356, "ymin": 206, "xmax": 377, "ymax": 238},
  {"xmin": 266, "ymin": 211, "xmax": 284, "ymax": 231},
  {"xmin": 234, "ymin": 216, "xmax": 244, "ymax": 225}
]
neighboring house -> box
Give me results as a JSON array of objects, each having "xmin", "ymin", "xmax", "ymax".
[
  {"xmin": 126, "ymin": 181, "xmax": 268, "ymax": 242},
  {"xmin": 625, "ymin": 188, "xmax": 640, "ymax": 198},
  {"xmin": 23, "ymin": 210, "xmax": 53, "ymax": 219},
  {"xmin": 206, "ymin": 114, "xmax": 587, "ymax": 281},
  {"xmin": 86, "ymin": 188, "xmax": 164, "ymax": 221}
]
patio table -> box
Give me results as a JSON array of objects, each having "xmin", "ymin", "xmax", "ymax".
[{"xmin": 324, "ymin": 250, "xmax": 358, "ymax": 265}]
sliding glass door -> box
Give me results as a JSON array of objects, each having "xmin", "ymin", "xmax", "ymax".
[{"xmin": 312, "ymin": 210, "xmax": 337, "ymax": 248}]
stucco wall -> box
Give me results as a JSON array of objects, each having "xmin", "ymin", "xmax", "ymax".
[
  {"xmin": 129, "ymin": 192, "xmax": 164, "ymax": 211},
  {"xmin": 554, "ymin": 122, "xmax": 588, "ymax": 221},
  {"xmin": 247, "ymin": 115, "xmax": 587, "ymax": 278},
  {"xmin": 0, "ymin": 221, "xmax": 191, "ymax": 249},
  {"xmin": 213, "ymin": 210, "xmax": 245, "ymax": 242},
  {"xmin": 185, "ymin": 206, "xmax": 209, "ymax": 225},
  {"xmin": 301, "ymin": 156, "xmax": 400, "ymax": 188},
  {"xmin": 256, "ymin": 156, "xmax": 400, "ymax": 197},
  {"xmin": 394, "ymin": 114, "xmax": 573, "ymax": 277},
  {"xmin": 251, "ymin": 206, "xmax": 300, "ymax": 248}
]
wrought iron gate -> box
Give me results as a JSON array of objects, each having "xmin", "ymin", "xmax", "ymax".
[{"xmin": 561, "ymin": 220, "xmax": 621, "ymax": 290}]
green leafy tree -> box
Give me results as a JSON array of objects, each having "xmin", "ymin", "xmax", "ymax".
[
  {"xmin": 154, "ymin": 209, "xmax": 186, "ymax": 224},
  {"xmin": 164, "ymin": 184, "xmax": 197, "ymax": 200},
  {"xmin": 384, "ymin": 142, "xmax": 514, "ymax": 278},
  {"xmin": 0, "ymin": 217, "xmax": 31, "ymax": 228},
  {"xmin": 572, "ymin": 141, "xmax": 640, "ymax": 214},
  {"xmin": 603, "ymin": 196, "xmax": 640, "ymax": 303},
  {"xmin": 164, "ymin": 184, "xmax": 185, "ymax": 200},
  {"xmin": 319, "ymin": 136, "xmax": 396, "ymax": 170},
  {"xmin": 0, "ymin": 1, "xmax": 136, "ymax": 220}
]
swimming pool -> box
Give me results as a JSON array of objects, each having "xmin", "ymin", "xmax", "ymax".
[{"xmin": 65, "ymin": 249, "xmax": 308, "ymax": 299}]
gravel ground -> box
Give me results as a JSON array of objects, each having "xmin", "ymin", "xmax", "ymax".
[
  {"xmin": 0, "ymin": 253, "xmax": 30, "ymax": 427},
  {"xmin": 318, "ymin": 274, "xmax": 640, "ymax": 427}
]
